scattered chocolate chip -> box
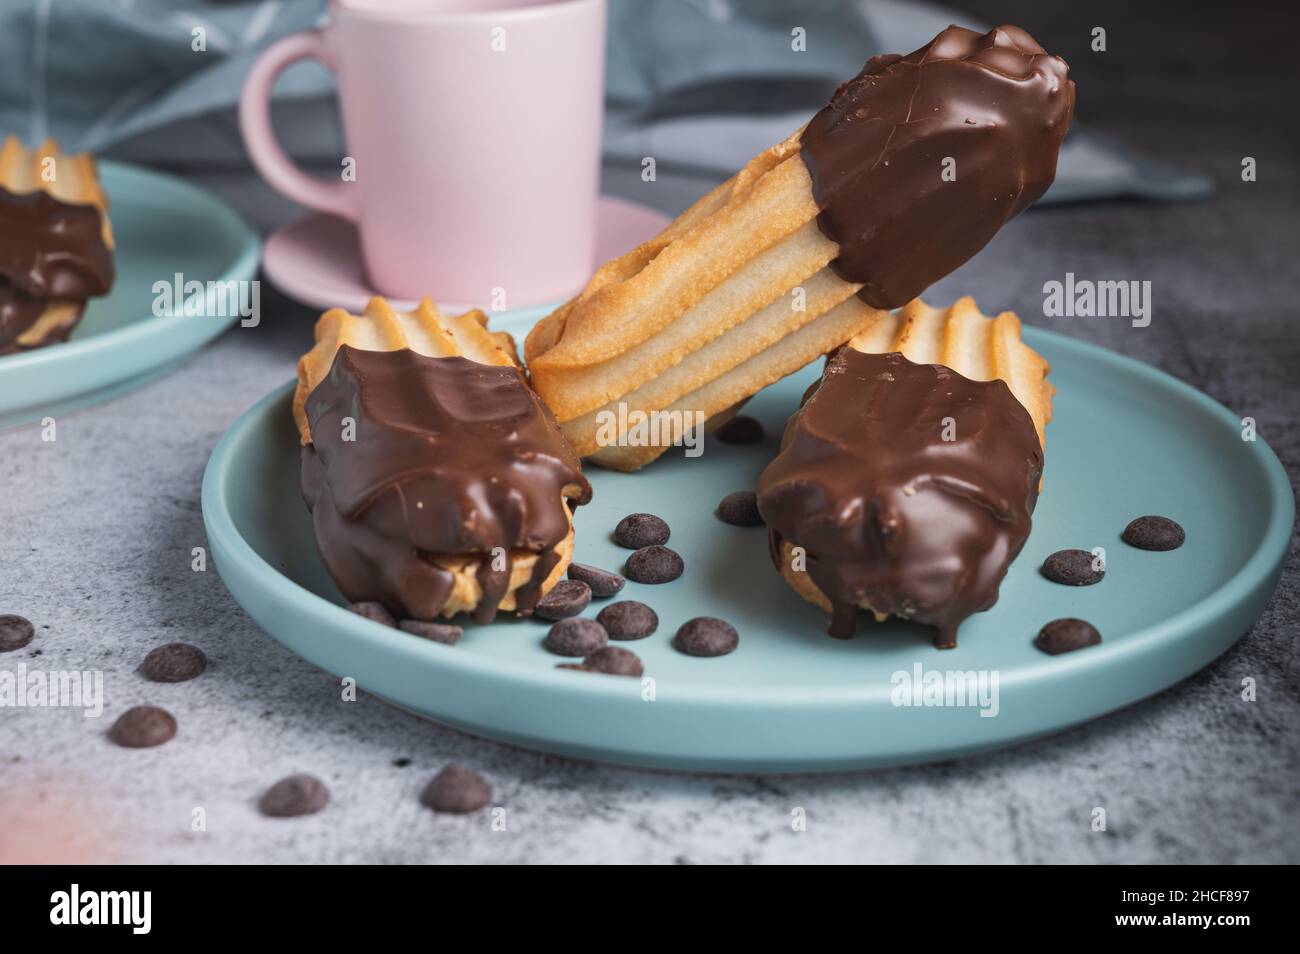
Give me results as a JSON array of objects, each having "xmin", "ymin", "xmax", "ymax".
[
  {"xmin": 421, "ymin": 765, "xmax": 492, "ymax": 814},
  {"xmin": 393, "ymin": 757, "xmax": 412, "ymax": 768},
  {"xmin": 349, "ymin": 601, "xmax": 396, "ymax": 627},
  {"xmin": 714, "ymin": 415, "xmax": 764, "ymax": 444},
  {"xmin": 583, "ymin": 646, "xmax": 644, "ymax": 677},
  {"xmin": 260, "ymin": 774, "xmax": 330, "ymax": 817},
  {"xmin": 1034, "ymin": 618, "xmax": 1102, "ymax": 655},
  {"xmin": 0, "ymin": 615, "xmax": 35, "ymax": 652},
  {"xmin": 534, "ymin": 580, "xmax": 592, "ymax": 620},
  {"xmin": 674, "ymin": 617, "xmax": 739, "ymax": 657},
  {"xmin": 614, "ymin": 513, "xmax": 670, "ymax": 549},
  {"xmin": 716, "ymin": 490, "xmax": 765, "ymax": 526},
  {"xmin": 1122, "ymin": 515, "xmax": 1185, "ymax": 551},
  {"xmin": 567, "ymin": 562, "xmax": 625, "ymax": 598},
  {"xmin": 557, "ymin": 663, "xmax": 591, "ymax": 672},
  {"xmin": 139, "ymin": 643, "xmax": 207, "ymax": 682},
  {"xmin": 1040, "ymin": 549, "xmax": 1105, "ymax": 586},
  {"xmin": 596, "ymin": 600, "xmax": 659, "ymax": 640},
  {"xmin": 625, "ymin": 545, "xmax": 684, "ymax": 584},
  {"xmin": 109, "ymin": 706, "xmax": 177, "ymax": 748},
  {"xmin": 543, "ymin": 618, "xmax": 608, "ymax": 657},
  {"xmin": 398, "ymin": 620, "xmax": 463, "ymax": 645}
]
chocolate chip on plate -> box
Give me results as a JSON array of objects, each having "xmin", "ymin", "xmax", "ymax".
[
  {"xmin": 398, "ymin": 620, "xmax": 463, "ymax": 645},
  {"xmin": 716, "ymin": 490, "xmax": 765, "ymax": 527},
  {"xmin": 109, "ymin": 706, "xmax": 177, "ymax": 748},
  {"xmin": 543, "ymin": 617, "xmax": 608, "ymax": 657},
  {"xmin": 1034, "ymin": 618, "xmax": 1102, "ymax": 655},
  {"xmin": 421, "ymin": 765, "xmax": 492, "ymax": 814},
  {"xmin": 1122, "ymin": 515, "xmax": 1185, "ymax": 551},
  {"xmin": 349, "ymin": 601, "xmax": 396, "ymax": 627},
  {"xmin": 674, "ymin": 617, "xmax": 739, "ymax": 657},
  {"xmin": 714, "ymin": 414, "xmax": 763, "ymax": 444},
  {"xmin": 583, "ymin": 646, "xmax": 644, "ymax": 677},
  {"xmin": 614, "ymin": 513, "xmax": 670, "ymax": 549},
  {"xmin": 625, "ymin": 545, "xmax": 684, "ymax": 584},
  {"xmin": 260, "ymin": 774, "xmax": 330, "ymax": 818},
  {"xmin": 534, "ymin": 580, "xmax": 592, "ymax": 620},
  {"xmin": 1040, "ymin": 549, "xmax": 1105, "ymax": 586},
  {"xmin": 0, "ymin": 615, "xmax": 35, "ymax": 652},
  {"xmin": 567, "ymin": 562, "xmax": 625, "ymax": 598},
  {"xmin": 596, "ymin": 600, "xmax": 659, "ymax": 640},
  {"xmin": 139, "ymin": 643, "xmax": 208, "ymax": 683}
]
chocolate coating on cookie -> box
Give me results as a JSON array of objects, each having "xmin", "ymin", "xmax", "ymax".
[
  {"xmin": 302, "ymin": 347, "xmax": 591, "ymax": 624},
  {"xmin": 758, "ymin": 349, "xmax": 1043, "ymax": 648},
  {"xmin": 0, "ymin": 187, "xmax": 112, "ymax": 352},
  {"xmin": 800, "ymin": 25, "xmax": 1073, "ymax": 309}
]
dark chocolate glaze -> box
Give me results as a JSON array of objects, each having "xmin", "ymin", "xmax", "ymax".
[
  {"xmin": 302, "ymin": 346, "xmax": 591, "ymax": 624},
  {"xmin": 800, "ymin": 24, "xmax": 1074, "ymax": 309},
  {"xmin": 757, "ymin": 349, "xmax": 1042, "ymax": 648},
  {"xmin": 0, "ymin": 186, "xmax": 113, "ymax": 350}
]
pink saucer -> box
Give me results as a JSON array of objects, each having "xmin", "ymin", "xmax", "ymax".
[{"xmin": 262, "ymin": 195, "xmax": 671, "ymax": 315}]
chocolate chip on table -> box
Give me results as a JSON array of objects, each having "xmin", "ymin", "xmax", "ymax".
[
  {"xmin": 582, "ymin": 646, "xmax": 644, "ymax": 677},
  {"xmin": 349, "ymin": 601, "xmax": 396, "ymax": 627},
  {"xmin": 614, "ymin": 513, "xmax": 670, "ymax": 549},
  {"xmin": 716, "ymin": 490, "xmax": 765, "ymax": 527},
  {"xmin": 596, "ymin": 600, "xmax": 659, "ymax": 640},
  {"xmin": 1034, "ymin": 618, "xmax": 1102, "ymax": 655},
  {"xmin": 260, "ymin": 774, "xmax": 330, "ymax": 818},
  {"xmin": 534, "ymin": 580, "xmax": 592, "ymax": 620},
  {"xmin": 0, "ymin": 615, "xmax": 35, "ymax": 652},
  {"xmin": 1040, "ymin": 549, "xmax": 1105, "ymax": 586},
  {"xmin": 674, "ymin": 617, "xmax": 739, "ymax": 657},
  {"xmin": 139, "ymin": 643, "xmax": 207, "ymax": 682},
  {"xmin": 109, "ymin": 706, "xmax": 177, "ymax": 748},
  {"xmin": 543, "ymin": 617, "xmax": 608, "ymax": 657},
  {"xmin": 714, "ymin": 414, "xmax": 764, "ymax": 444},
  {"xmin": 398, "ymin": 620, "xmax": 463, "ymax": 645},
  {"xmin": 1122, "ymin": 515, "xmax": 1185, "ymax": 551},
  {"xmin": 625, "ymin": 545, "xmax": 684, "ymax": 584},
  {"xmin": 421, "ymin": 765, "xmax": 492, "ymax": 814},
  {"xmin": 567, "ymin": 562, "xmax": 625, "ymax": 598}
]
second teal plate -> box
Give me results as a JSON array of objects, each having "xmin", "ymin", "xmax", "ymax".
[{"xmin": 202, "ymin": 326, "xmax": 1292, "ymax": 772}]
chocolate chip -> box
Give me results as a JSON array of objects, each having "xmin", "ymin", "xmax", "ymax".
[
  {"xmin": 398, "ymin": 620, "xmax": 463, "ymax": 645},
  {"xmin": 714, "ymin": 415, "xmax": 763, "ymax": 444},
  {"xmin": 0, "ymin": 615, "xmax": 35, "ymax": 652},
  {"xmin": 109, "ymin": 706, "xmax": 177, "ymax": 748},
  {"xmin": 139, "ymin": 643, "xmax": 207, "ymax": 682},
  {"xmin": 349, "ymin": 601, "xmax": 396, "ymax": 627},
  {"xmin": 596, "ymin": 600, "xmax": 659, "ymax": 640},
  {"xmin": 614, "ymin": 513, "xmax": 670, "ymax": 549},
  {"xmin": 625, "ymin": 545, "xmax": 684, "ymax": 584},
  {"xmin": 534, "ymin": 580, "xmax": 592, "ymax": 620},
  {"xmin": 421, "ymin": 765, "xmax": 492, "ymax": 814},
  {"xmin": 543, "ymin": 617, "xmax": 608, "ymax": 657},
  {"xmin": 674, "ymin": 617, "xmax": 739, "ymax": 657},
  {"xmin": 1034, "ymin": 618, "xmax": 1102, "ymax": 655},
  {"xmin": 716, "ymin": 490, "xmax": 764, "ymax": 526},
  {"xmin": 260, "ymin": 774, "xmax": 330, "ymax": 817},
  {"xmin": 393, "ymin": 757, "xmax": 412, "ymax": 768},
  {"xmin": 582, "ymin": 646, "xmax": 644, "ymax": 677},
  {"xmin": 567, "ymin": 562, "xmax": 625, "ymax": 598},
  {"xmin": 1122, "ymin": 515, "xmax": 1185, "ymax": 551},
  {"xmin": 1040, "ymin": 549, "xmax": 1105, "ymax": 586}
]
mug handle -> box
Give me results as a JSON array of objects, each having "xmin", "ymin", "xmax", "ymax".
[{"xmin": 238, "ymin": 29, "xmax": 357, "ymax": 222}]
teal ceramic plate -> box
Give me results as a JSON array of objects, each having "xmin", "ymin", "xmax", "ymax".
[
  {"xmin": 0, "ymin": 161, "xmax": 260, "ymax": 428},
  {"xmin": 202, "ymin": 325, "xmax": 1293, "ymax": 772}
]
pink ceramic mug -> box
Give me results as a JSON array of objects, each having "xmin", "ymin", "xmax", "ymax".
[{"xmin": 240, "ymin": 0, "xmax": 606, "ymax": 306}]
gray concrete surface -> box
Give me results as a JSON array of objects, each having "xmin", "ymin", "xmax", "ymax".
[{"xmin": 1, "ymin": 0, "xmax": 1296, "ymax": 863}]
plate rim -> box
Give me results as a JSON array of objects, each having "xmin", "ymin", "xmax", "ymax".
[
  {"xmin": 201, "ymin": 322, "xmax": 1295, "ymax": 709},
  {"xmin": 0, "ymin": 160, "xmax": 261, "ymax": 394}
]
